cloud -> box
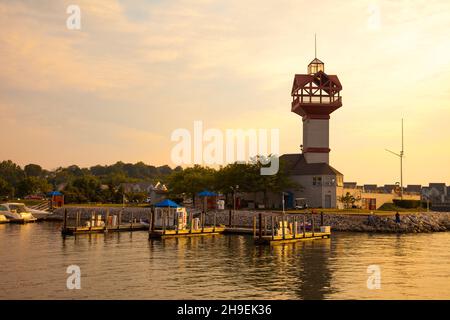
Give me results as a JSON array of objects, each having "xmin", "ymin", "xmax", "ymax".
[{"xmin": 0, "ymin": 0, "xmax": 449, "ymax": 184}]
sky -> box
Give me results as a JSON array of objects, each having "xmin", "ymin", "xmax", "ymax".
[{"xmin": 0, "ymin": 0, "xmax": 449, "ymax": 185}]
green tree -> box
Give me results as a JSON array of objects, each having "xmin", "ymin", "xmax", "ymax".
[
  {"xmin": 338, "ymin": 192, "xmax": 360, "ymax": 209},
  {"xmin": 0, "ymin": 160, "xmax": 24, "ymax": 187},
  {"xmin": 168, "ymin": 165, "xmax": 216, "ymax": 204},
  {"xmin": 17, "ymin": 177, "xmax": 52, "ymax": 197},
  {"xmin": 0, "ymin": 177, "xmax": 12, "ymax": 197},
  {"xmin": 24, "ymin": 164, "xmax": 43, "ymax": 177}
]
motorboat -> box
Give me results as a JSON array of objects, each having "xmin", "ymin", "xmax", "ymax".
[
  {"xmin": 0, "ymin": 203, "xmax": 38, "ymax": 223},
  {"xmin": 0, "ymin": 214, "xmax": 9, "ymax": 224},
  {"xmin": 27, "ymin": 207, "xmax": 54, "ymax": 220}
]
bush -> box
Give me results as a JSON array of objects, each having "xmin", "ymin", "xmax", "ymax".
[{"xmin": 393, "ymin": 199, "xmax": 423, "ymax": 209}]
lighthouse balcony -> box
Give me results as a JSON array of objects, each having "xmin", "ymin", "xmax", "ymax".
[{"xmin": 291, "ymin": 96, "xmax": 342, "ymax": 117}]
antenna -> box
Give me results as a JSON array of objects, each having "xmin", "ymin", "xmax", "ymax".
[
  {"xmin": 314, "ymin": 33, "xmax": 317, "ymax": 58},
  {"xmin": 385, "ymin": 118, "xmax": 404, "ymax": 199}
]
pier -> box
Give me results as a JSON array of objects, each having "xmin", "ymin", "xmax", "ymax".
[
  {"xmin": 149, "ymin": 209, "xmax": 226, "ymax": 238},
  {"xmin": 61, "ymin": 208, "xmax": 149, "ymax": 236},
  {"xmin": 252, "ymin": 212, "xmax": 331, "ymax": 245}
]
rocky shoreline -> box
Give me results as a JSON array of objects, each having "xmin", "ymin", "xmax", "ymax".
[{"xmin": 53, "ymin": 207, "xmax": 450, "ymax": 234}]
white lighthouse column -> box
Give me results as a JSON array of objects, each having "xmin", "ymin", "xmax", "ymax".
[{"xmin": 302, "ymin": 117, "xmax": 330, "ymax": 164}]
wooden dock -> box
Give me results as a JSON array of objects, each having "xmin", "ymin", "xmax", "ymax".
[
  {"xmin": 149, "ymin": 226, "xmax": 226, "ymax": 238},
  {"xmin": 254, "ymin": 231, "xmax": 331, "ymax": 245},
  {"xmin": 251, "ymin": 212, "xmax": 332, "ymax": 245},
  {"xmin": 61, "ymin": 208, "xmax": 150, "ymax": 236}
]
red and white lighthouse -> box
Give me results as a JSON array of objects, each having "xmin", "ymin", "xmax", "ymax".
[{"xmin": 291, "ymin": 54, "xmax": 342, "ymax": 164}]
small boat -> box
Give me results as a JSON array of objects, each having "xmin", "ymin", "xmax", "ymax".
[
  {"xmin": 140, "ymin": 218, "xmax": 150, "ymax": 227},
  {"xmin": 0, "ymin": 214, "xmax": 9, "ymax": 224},
  {"xmin": 0, "ymin": 203, "xmax": 37, "ymax": 223},
  {"xmin": 27, "ymin": 207, "xmax": 54, "ymax": 220}
]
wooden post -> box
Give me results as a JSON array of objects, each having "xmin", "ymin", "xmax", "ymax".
[
  {"xmin": 151, "ymin": 208, "xmax": 155, "ymax": 233},
  {"xmin": 76, "ymin": 211, "xmax": 80, "ymax": 229},
  {"xmin": 320, "ymin": 211, "xmax": 324, "ymax": 226},
  {"xmin": 131, "ymin": 211, "xmax": 134, "ymax": 229},
  {"xmin": 189, "ymin": 211, "xmax": 193, "ymax": 234},
  {"xmin": 105, "ymin": 209, "xmax": 109, "ymax": 232},
  {"xmin": 118, "ymin": 211, "xmax": 121, "ymax": 230},
  {"xmin": 201, "ymin": 212, "xmax": 205, "ymax": 233},
  {"xmin": 271, "ymin": 215, "xmax": 274, "ymax": 240},
  {"xmin": 293, "ymin": 216, "xmax": 296, "ymax": 239},
  {"xmin": 303, "ymin": 214, "xmax": 306, "ymax": 237},
  {"xmin": 282, "ymin": 214, "xmax": 285, "ymax": 240},
  {"xmin": 263, "ymin": 216, "xmax": 267, "ymax": 236},
  {"xmin": 162, "ymin": 210, "xmax": 166, "ymax": 235},
  {"xmin": 258, "ymin": 213, "xmax": 262, "ymax": 241},
  {"xmin": 312, "ymin": 213, "xmax": 315, "ymax": 237},
  {"xmin": 213, "ymin": 212, "xmax": 216, "ymax": 232},
  {"xmin": 228, "ymin": 210, "xmax": 232, "ymax": 227},
  {"xmin": 63, "ymin": 208, "xmax": 67, "ymax": 230},
  {"xmin": 253, "ymin": 216, "xmax": 256, "ymax": 237}
]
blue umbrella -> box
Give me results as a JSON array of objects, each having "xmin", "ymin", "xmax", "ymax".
[
  {"xmin": 154, "ymin": 199, "xmax": 181, "ymax": 208},
  {"xmin": 198, "ymin": 190, "xmax": 217, "ymax": 197},
  {"xmin": 48, "ymin": 191, "xmax": 62, "ymax": 196}
]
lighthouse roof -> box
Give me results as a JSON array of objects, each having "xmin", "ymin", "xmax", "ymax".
[
  {"xmin": 291, "ymin": 72, "xmax": 342, "ymax": 95},
  {"xmin": 308, "ymin": 58, "xmax": 324, "ymax": 65}
]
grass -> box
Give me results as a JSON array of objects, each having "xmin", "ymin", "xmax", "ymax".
[{"xmin": 63, "ymin": 203, "xmax": 151, "ymax": 208}]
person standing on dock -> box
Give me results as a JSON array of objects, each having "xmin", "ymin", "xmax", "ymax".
[{"xmin": 395, "ymin": 212, "xmax": 401, "ymax": 224}]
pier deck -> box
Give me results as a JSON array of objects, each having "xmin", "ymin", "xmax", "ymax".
[
  {"xmin": 149, "ymin": 226, "xmax": 226, "ymax": 238},
  {"xmin": 61, "ymin": 223, "xmax": 148, "ymax": 236},
  {"xmin": 254, "ymin": 231, "xmax": 331, "ymax": 245}
]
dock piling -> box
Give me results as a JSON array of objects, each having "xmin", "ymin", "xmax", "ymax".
[
  {"xmin": 63, "ymin": 208, "xmax": 67, "ymax": 230},
  {"xmin": 303, "ymin": 214, "xmax": 306, "ymax": 237},
  {"xmin": 105, "ymin": 209, "xmax": 109, "ymax": 232},
  {"xmin": 271, "ymin": 215, "xmax": 274, "ymax": 240},
  {"xmin": 258, "ymin": 213, "xmax": 262, "ymax": 241}
]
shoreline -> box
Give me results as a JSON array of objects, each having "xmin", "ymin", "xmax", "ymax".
[{"xmin": 52, "ymin": 207, "xmax": 450, "ymax": 234}]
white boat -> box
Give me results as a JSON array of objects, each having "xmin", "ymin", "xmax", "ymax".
[
  {"xmin": 0, "ymin": 214, "xmax": 9, "ymax": 224},
  {"xmin": 0, "ymin": 203, "xmax": 37, "ymax": 223},
  {"xmin": 27, "ymin": 207, "xmax": 54, "ymax": 220}
]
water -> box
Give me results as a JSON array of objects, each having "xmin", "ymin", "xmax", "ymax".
[{"xmin": 1, "ymin": 222, "xmax": 449, "ymax": 299}]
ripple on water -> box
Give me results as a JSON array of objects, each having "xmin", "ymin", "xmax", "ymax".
[{"xmin": 1, "ymin": 224, "xmax": 450, "ymax": 299}]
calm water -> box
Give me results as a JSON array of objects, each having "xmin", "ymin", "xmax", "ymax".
[{"xmin": 1, "ymin": 222, "xmax": 449, "ymax": 300}]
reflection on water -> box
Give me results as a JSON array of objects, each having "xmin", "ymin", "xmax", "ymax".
[{"xmin": 0, "ymin": 222, "xmax": 449, "ymax": 299}]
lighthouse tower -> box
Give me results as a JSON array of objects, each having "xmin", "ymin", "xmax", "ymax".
[{"xmin": 290, "ymin": 52, "xmax": 342, "ymax": 164}]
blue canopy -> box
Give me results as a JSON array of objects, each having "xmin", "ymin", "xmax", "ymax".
[
  {"xmin": 198, "ymin": 190, "xmax": 217, "ymax": 197},
  {"xmin": 154, "ymin": 199, "xmax": 181, "ymax": 208},
  {"xmin": 48, "ymin": 191, "xmax": 62, "ymax": 196}
]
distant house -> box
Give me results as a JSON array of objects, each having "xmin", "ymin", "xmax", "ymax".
[
  {"xmin": 405, "ymin": 185, "xmax": 422, "ymax": 194},
  {"xmin": 121, "ymin": 181, "xmax": 168, "ymax": 204},
  {"xmin": 343, "ymin": 182, "xmax": 357, "ymax": 189},
  {"xmin": 363, "ymin": 184, "xmax": 377, "ymax": 193}
]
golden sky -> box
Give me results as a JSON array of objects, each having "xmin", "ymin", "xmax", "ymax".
[{"xmin": 0, "ymin": 0, "xmax": 449, "ymax": 185}]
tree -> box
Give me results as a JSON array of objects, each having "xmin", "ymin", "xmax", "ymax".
[
  {"xmin": 24, "ymin": 164, "xmax": 43, "ymax": 177},
  {"xmin": 0, "ymin": 160, "xmax": 24, "ymax": 187},
  {"xmin": 338, "ymin": 192, "xmax": 360, "ymax": 209},
  {"xmin": 168, "ymin": 165, "xmax": 216, "ymax": 204},
  {"xmin": 17, "ymin": 177, "xmax": 52, "ymax": 197},
  {"xmin": 0, "ymin": 177, "xmax": 12, "ymax": 197}
]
